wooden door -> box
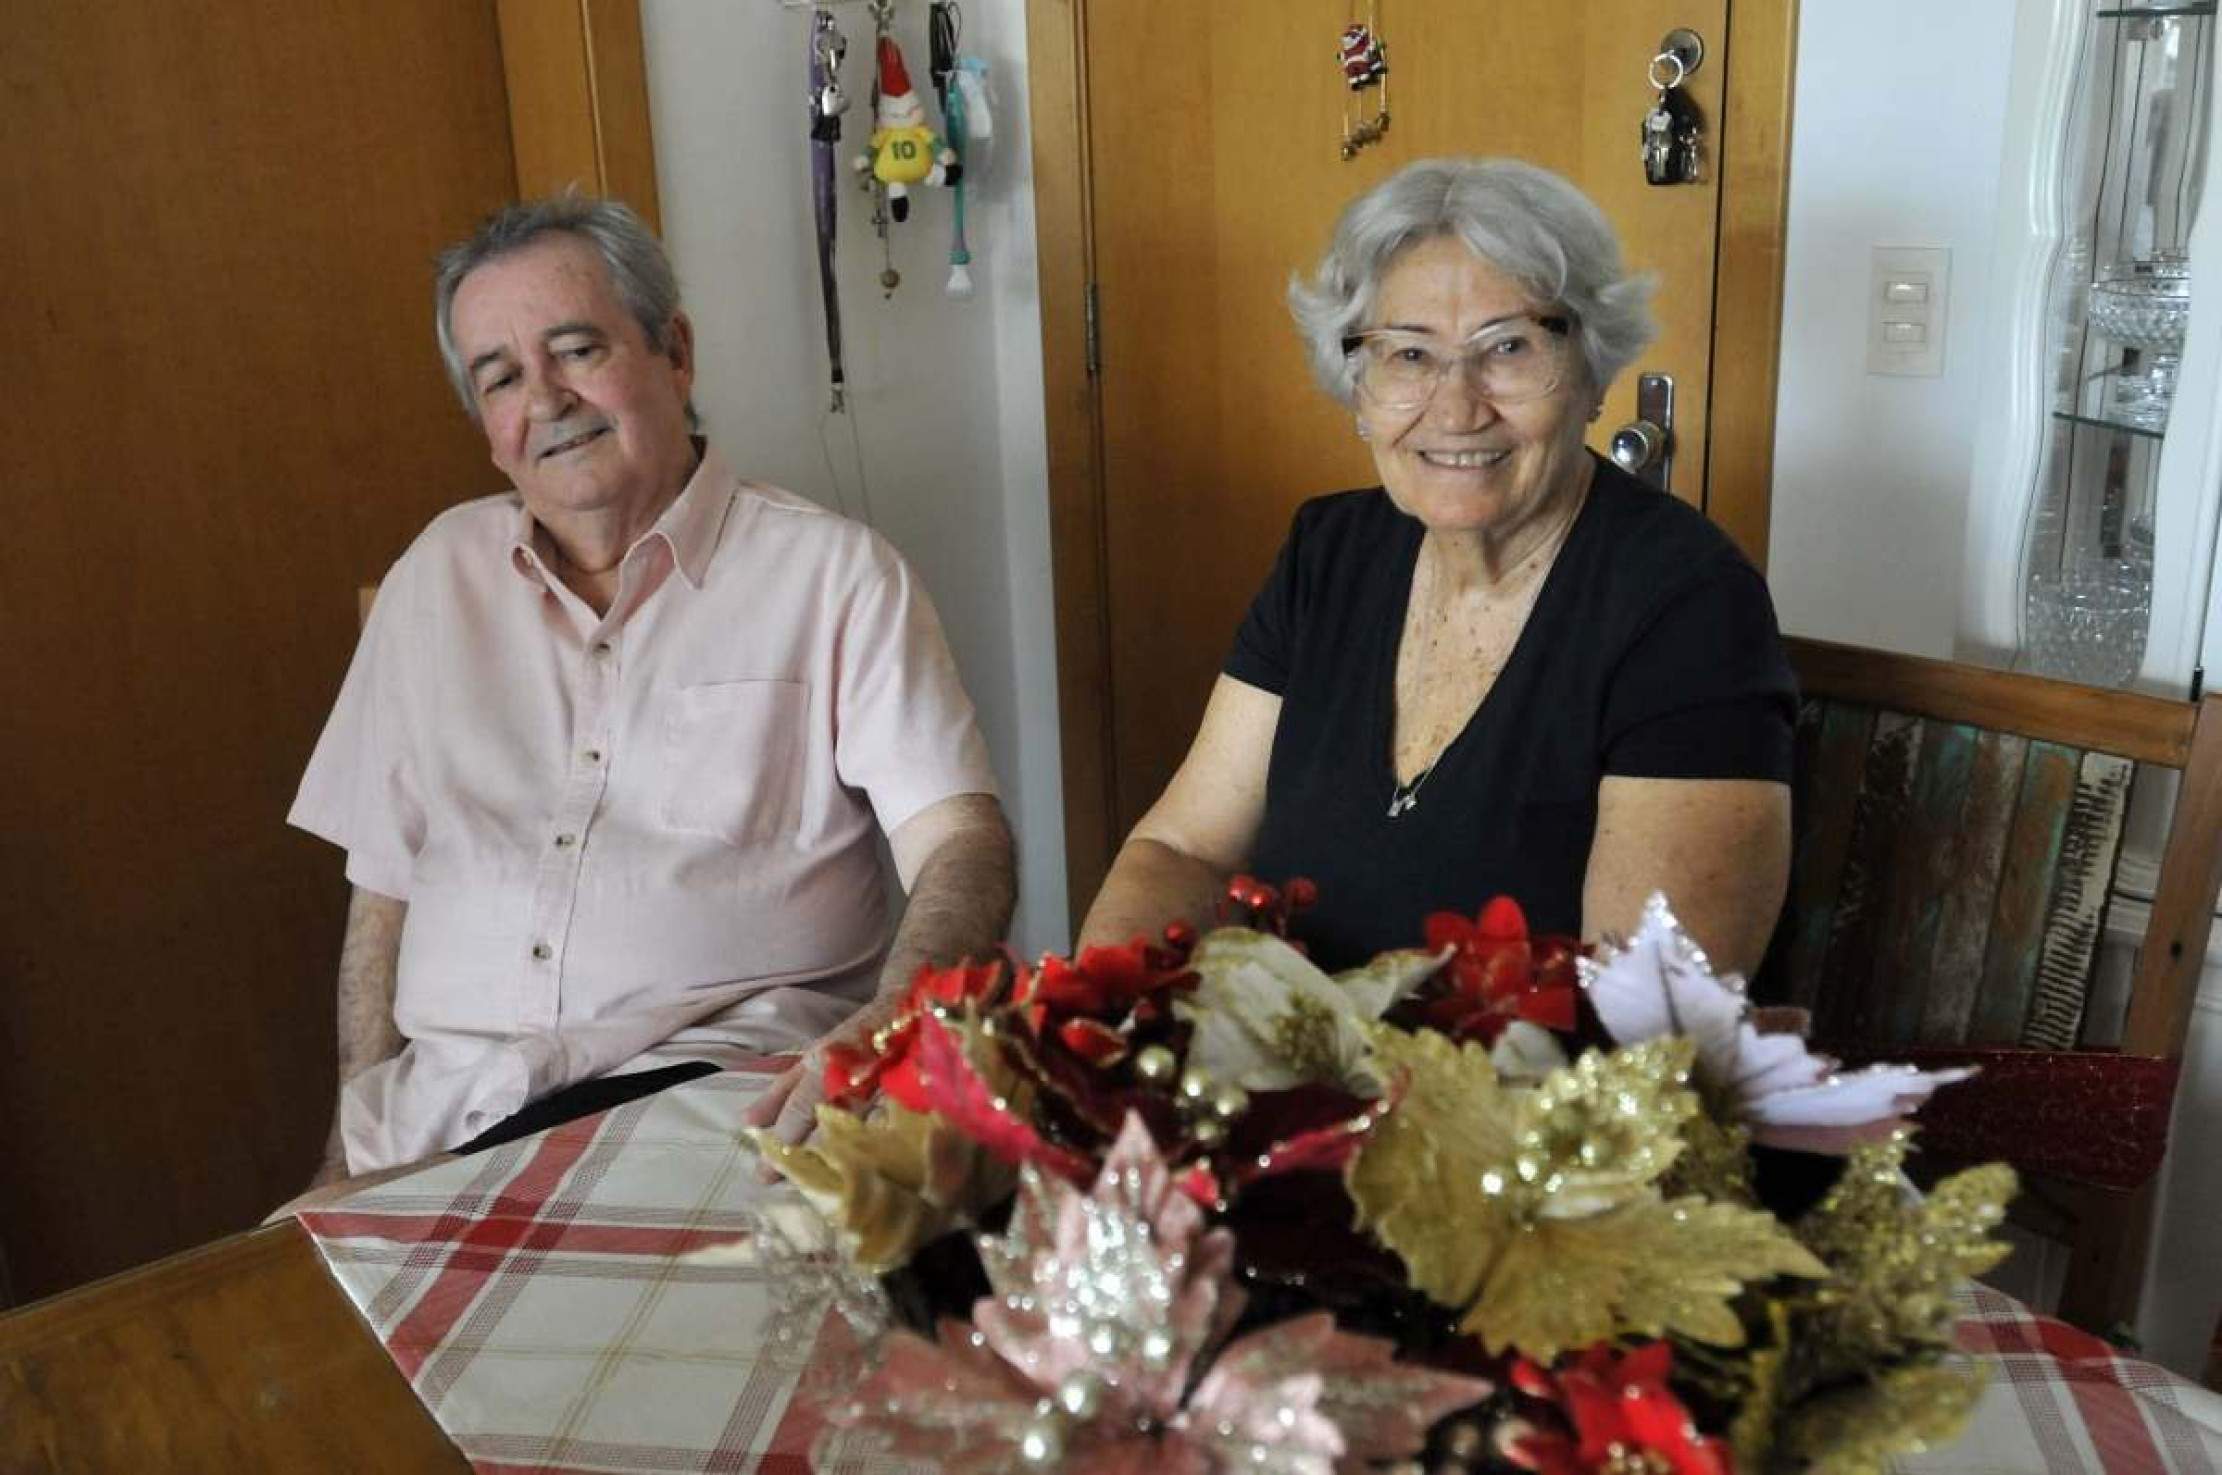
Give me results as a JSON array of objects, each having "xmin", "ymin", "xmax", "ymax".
[
  {"xmin": 1029, "ymin": 0, "xmax": 1796, "ymax": 910},
  {"xmin": 0, "ymin": 0, "xmax": 653, "ymax": 1304}
]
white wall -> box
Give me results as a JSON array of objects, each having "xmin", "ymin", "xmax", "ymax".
[
  {"xmin": 641, "ymin": 0, "xmax": 1065, "ymax": 954},
  {"xmin": 1768, "ymin": 0, "xmax": 2017, "ymax": 658}
]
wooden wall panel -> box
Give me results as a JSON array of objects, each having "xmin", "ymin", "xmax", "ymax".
[
  {"xmin": 0, "ymin": 2, "xmax": 522, "ymax": 1304},
  {"xmin": 497, "ymin": 0, "xmax": 663, "ymax": 224}
]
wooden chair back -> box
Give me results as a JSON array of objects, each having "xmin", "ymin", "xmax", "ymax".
[{"xmin": 1768, "ymin": 637, "xmax": 2222, "ymax": 1333}]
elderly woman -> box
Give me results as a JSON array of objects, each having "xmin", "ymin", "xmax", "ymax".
[{"xmin": 1077, "ymin": 158, "xmax": 1794, "ymax": 972}]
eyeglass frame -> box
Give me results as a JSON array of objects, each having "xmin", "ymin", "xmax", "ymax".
[{"xmin": 1340, "ymin": 312, "xmax": 1577, "ymax": 411}]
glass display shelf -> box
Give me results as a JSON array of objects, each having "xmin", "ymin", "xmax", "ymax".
[
  {"xmin": 2020, "ymin": 2, "xmax": 2211, "ymax": 686},
  {"xmin": 2052, "ymin": 406, "xmax": 2170, "ymax": 440},
  {"xmin": 2096, "ymin": 4, "xmax": 2216, "ymax": 19}
]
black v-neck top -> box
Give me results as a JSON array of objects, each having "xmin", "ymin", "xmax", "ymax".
[{"xmin": 1225, "ymin": 455, "xmax": 1795, "ymax": 969}]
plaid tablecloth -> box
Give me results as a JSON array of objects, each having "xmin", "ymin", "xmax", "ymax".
[{"xmin": 300, "ymin": 1067, "xmax": 2222, "ymax": 1475}]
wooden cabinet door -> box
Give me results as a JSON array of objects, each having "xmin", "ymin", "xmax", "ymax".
[
  {"xmin": 1042, "ymin": 0, "xmax": 1793, "ymax": 899},
  {"xmin": 0, "ymin": 0, "xmax": 644, "ymax": 1303}
]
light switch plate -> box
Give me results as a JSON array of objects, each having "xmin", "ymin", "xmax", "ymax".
[{"xmin": 1868, "ymin": 245, "xmax": 1949, "ymax": 377}]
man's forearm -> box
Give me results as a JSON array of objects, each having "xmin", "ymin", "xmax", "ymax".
[
  {"xmin": 337, "ymin": 887, "xmax": 408, "ymax": 1078},
  {"xmin": 875, "ymin": 803, "xmax": 1016, "ymax": 999},
  {"xmin": 317, "ymin": 886, "xmax": 408, "ymax": 1179}
]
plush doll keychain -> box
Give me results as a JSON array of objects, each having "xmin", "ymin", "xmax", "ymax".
[{"xmin": 854, "ymin": 34, "xmax": 959, "ymax": 224}]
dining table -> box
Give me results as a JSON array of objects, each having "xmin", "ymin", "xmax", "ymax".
[{"xmin": 5, "ymin": 1059, "xmax": 2221, "ymax": 1475}]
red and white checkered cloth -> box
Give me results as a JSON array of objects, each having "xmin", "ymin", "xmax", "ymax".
[
  {"xmin": 1902, "ymin": 1283, "xmax": 2222, "ymax": 1475},
  {"xmin": 301, "ymin": 1068, "xmax": 2222, "ymax": 1475}
]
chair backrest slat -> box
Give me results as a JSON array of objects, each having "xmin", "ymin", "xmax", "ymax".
[
  {"xmin": 2022, "ymin": 751, "xmax": 2135, "ymax": 1049},
  {"xmin": 1811, "ymin": 711, "xmax": 1920, "ymax": 1039},
  {"xmin": 1967, "ymin": 739, "xmax": 2081, "ymax": 1042},
  {"xmin": 1780, "ymin": 700, "xmax": 1875, "ymax": 1012},
  {"xmin": 1922, "ymin": 728, "xmax": 2027, "ymax": 1042},
  {"xmin": 1874, "ymin": 717, "xmax": 1983, "ymax": 1041}
]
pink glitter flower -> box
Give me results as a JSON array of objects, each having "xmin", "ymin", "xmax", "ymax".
[{"xmin": 833, "ymin": 1114, "xmax": 1490, "ymax": 1473}]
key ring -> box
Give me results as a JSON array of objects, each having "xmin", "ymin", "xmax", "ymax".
[{"xmin": 1648, "ymin": 50, "xmax": 1687, "ymax": 91}]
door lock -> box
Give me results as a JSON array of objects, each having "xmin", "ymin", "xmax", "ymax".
[{"xmin": 1609, "ymin": 372, "xmax": 1675, "ymax": 490}]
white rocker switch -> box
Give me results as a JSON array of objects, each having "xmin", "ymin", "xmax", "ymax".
[{"xmin": 1869, "ymin": 245, "xmax": 1949, "ymax": 377}]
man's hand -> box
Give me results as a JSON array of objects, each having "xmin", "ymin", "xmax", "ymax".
[
  {"xmin": 740, "ymin": 991, "xmax": 906, "ymax": 1177},
  {"xmin": 743, "ymin": 793, "xmax": 1014, "ymax": 1177}
]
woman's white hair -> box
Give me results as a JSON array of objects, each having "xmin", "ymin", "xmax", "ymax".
[{"xmin": 1288, "ymin": 157, "xmax": 1657, "ymax": 406}]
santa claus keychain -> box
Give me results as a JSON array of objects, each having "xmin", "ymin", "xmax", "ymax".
[
  {"xmin": 854, "ymin": 9, "xmax": 960, "ymax": 297},
  {"xmin": 1339, "ymin": 0, "xmax": 1389, "ymax": 161}
]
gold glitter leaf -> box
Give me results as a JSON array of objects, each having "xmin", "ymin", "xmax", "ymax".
[
  {"xmin": 1465, "ymin": 1195, "xmax": 1827, "ymax": 1360},
  {"xmin": 1661, "ymin": 1109, "xmax": 1756, "ymax": 1207},
  {"xmin": 1793, "ymin": 1140, "xmax": 2016, "ymax": 1380},
  {"xmin": 1727, "ymin": 1300, "xmax": 1794, "ymax": 1473},
  {"xmin": 1779, "ymin": 1360, "xmax": 1989, "ymax": 1475},
  {"xmin": 1514, "ymin": 1039, "xmax": 1699, "ymax": 1218},
  {"xmin": 1345, "ymin": 1026, "xmax": 1521, "ymax": 1308}
]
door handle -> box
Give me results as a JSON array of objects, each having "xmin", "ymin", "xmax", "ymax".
[{"xmin": 1609, "ymin": 372, "xmax": 1675, "ymax": 490}]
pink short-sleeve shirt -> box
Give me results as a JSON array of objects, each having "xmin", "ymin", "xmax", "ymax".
[{"xmin": 290, "ymin": 448, "xmax": 999, "ymax": 1170}]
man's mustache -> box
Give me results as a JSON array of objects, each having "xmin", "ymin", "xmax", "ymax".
[{"xmin": 531, "ymin": 417, "xmax": 614, "ymax": 461}]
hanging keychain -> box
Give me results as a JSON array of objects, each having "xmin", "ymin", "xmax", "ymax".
[
  {"xmin": 854, "ymin": 0, "xmax": 900, "ymax": 295},
  {"xmin": 808, "ymin": 7, "xmax": 851, "ymax": 410},
  {"xmin": 855, "ymin": 0, "xmax": 960, "ymax": 308},
  {"xmin": 1641, "ymin": 48, "xmax": 1702, "ymax": 185},
  {"xmin": 1339, "ymin": 0, "xmax": 1389, "ymax": 161},
  {"xmin": 929, "ymin": 1, "xmax": 977, "ymax": 298}
]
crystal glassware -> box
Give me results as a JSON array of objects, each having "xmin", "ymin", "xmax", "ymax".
[
  {"xmin": 2024, "ymin": 547, "xmax": 2153, "ymax": 688},
  {"xmin": 2089, "ymin": 252, "xmax": 2191, "ymax": 428}
]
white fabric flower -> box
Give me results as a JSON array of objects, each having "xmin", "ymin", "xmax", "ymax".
[
  {"xmin": 1580, "ymin": 894, "xmax": 1973, "ymax": 1151},
  {"xmin": 1177, "ymin": 929, "xmax": 1441, "ymax": 1093}
]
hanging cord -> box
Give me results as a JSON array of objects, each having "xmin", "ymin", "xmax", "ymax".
[
  {"xmin": 819, "ymin": 384, "xmax": 878, "ymax": 529},
  {"xmin": 808, "ymin": 7, "xmax": 850, "ymax": 412}
]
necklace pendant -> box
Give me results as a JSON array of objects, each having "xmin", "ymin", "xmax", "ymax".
[{"xmin": 1386, "ymin": 789, "xmax": 1417, "ymax": 818}]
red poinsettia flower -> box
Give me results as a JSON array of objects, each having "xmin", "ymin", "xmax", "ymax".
[
  {"xmin": 1421, "ymin": 896, "xmax": 1582, "ymax": 1045},
  {"xmin": 903, "ymin": 1012, "xmax": 1094, "ymax": 1185},
  {"xmin": 822, "ymin": 959, "xmax": 1007, "ymax": 1109},
  {"xmin": 1506, "ymin": 1342, "xmax": 1731, "ymax": 1475},
  {"xmin": 1011, "ymin": 937, "xmax": 1196, "ymax": 1039}
]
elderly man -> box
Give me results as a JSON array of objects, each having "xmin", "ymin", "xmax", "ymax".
[{"xmin": 284, "ymin": 197, "xmax": 1013, "ymax": 1204}]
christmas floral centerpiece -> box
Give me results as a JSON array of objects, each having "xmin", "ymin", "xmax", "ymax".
[{"xmin": 743, "ymin": 880, "xmax": 2014, "ymax": 1474}]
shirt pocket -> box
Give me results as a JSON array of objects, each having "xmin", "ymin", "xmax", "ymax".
[{"xmin": 658, "ymin": 679, "xmax": 809, "ymax": 846}]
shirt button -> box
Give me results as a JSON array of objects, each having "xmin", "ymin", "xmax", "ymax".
[
  {"xmin": 531, "ymin": 942, "xmax": 552, "ymax": 960},
  {"xmin": 592, "ymin": 640, "xmax": 613, "ymax": 657},
  {"xmin": 554, "ymin": 832, "xmax": 576, "ymax": 848},
  {"xmin": 583, "ymin": 748, "xmax": 602, "ymax": 764}
]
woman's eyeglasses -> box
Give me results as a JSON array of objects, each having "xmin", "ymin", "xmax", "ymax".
[{"xmin": 1342, "ymin": 314, "xmax": 1573, "ymax": 410}]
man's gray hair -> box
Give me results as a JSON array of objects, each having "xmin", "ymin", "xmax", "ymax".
[
  {"xmin": 433, "ymin": 194, "xmax": 697, "ymax": 428},
  {"xmin": 1289, "ymin": 158, "xmax": 1657, "ymax": 406}
]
